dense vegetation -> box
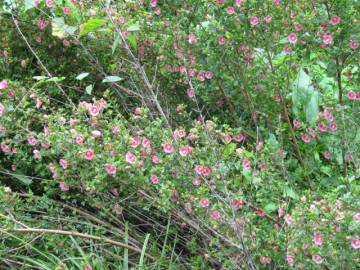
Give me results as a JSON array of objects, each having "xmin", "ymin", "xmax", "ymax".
[{"xmin": 0, "ymin": 0, "xmax": 359, "ymax": 269}]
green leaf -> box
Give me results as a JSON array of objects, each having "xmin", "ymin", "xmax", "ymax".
[
  {"xmin": 76, "ymin": 72, "xmax": 89, "ymax": 81},
  {"xmin": 112, "ymin": 34, "xmax": 121, "ymax": 54},
  {"xmin": 264, "ymin": 203, "xmax": 278, "ymax": 213},
  {"xmin": 283, "ymin": 186, "xmax": 298, "ymax": 200},
  {"xmin": 102, "ymin": 76, "xmax": 122, "ymax": 83},
  {"xmin": 85, "ymin": 84, "xmax": 93, "ymax": 95},
  {"xmin": 223, "ymin": 143, "xmax": 236, "ymax": 157},
  {"xmin": 24, "ymin": 0, "xmax": 37, "ymax": 11},
  {"xmin": 127, "ymin": 35, "xmax": 137, "ymax": 50},
  {"xmin": 52, "ymin": 17, "xmax": 77, "ymax": 38},
  {"xmin": 12, "ymin": 173, "xmax": 32, "ymax": 185},
  {"xmin": 127, "ymin": 24, "xmax": 140, "ymax": 31},
  {"xmin": 305, "ymin": 92, "xmax": 319, "ymax": 124},
  {"xmin": 79, "ymin": 19, "xmax": 106, "ymax": 38}
]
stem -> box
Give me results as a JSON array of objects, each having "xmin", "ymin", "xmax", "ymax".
[{"xmin": 2, "ymin": 228, "xmax": 154, "ymax": 260}]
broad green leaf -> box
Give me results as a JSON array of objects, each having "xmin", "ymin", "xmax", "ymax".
[
  {"xmin": 293, "ymin": 69, "xmax": 313, "ymax": 92},
  {"xmin": 112, "ymin": 34, "xmax": 121, "ymax": 54},
  {"xmin": 127, "ymin": 35, "xmax": 137, "ymax": 50},
  {"xmin": 264, "ymin": 203, "xmax": 278, "ymax": 213},
  {"xmin": 223, "ymin": 143, "xmax": 236, "ymax": 157},
  {"xmin": 79, "ymin": 19, "xmax": 106, "ymax": 38},
  {"xmin": 76, "ymin": 72, "xmax": 89, "ymax": 80},
  {"xmin": 85, "ymin": 84, "xmax": 93, "ymax": 95},
  {"xmin": 102, "ymin": 76, "xmax": 122, "ymax": 83},
  {"xmin": 46, "ymin": 77, "xmax": 65, "ymax": 82},
  {"xmin": 12, "ymin": 173, "xmax": 32, "ymax": 185},
  {"xmin": 305, "ymin": 92, "xmax": 319, "ymax": 124},
  {"xmin": 127, "ymin": 24, "xmax": 140, "ymax": 31},
  {"xmin": 52, "ymin": 17, "xmax": 77, "ymax": 38},
  {"xmin": 24, "ymin": 0, "xmax": 36, "ymax": 10},
  {"xmin": 283, "ymin": 186, "xmax": 298, "ymax": 200}
]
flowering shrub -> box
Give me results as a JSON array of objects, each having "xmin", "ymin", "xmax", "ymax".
[{"xmin": 0, "ymin": 0, "xmax": 359, "ymax": 269}]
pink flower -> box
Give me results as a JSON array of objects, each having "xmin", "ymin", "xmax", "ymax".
[
  {"xmin": 249, "ymin": 16, "xmax": 259, "ymax": 27},
  {"xmin": 234, "ymin": 133, "xmax": 245, "ymax": 142},
  {"xmin": 162, "ymin": 143, "xmax": 174, "ymax": 154},
  {"xmin": 226, "ymin": 6, "xmax": 235, "ymax": 15},
  {"xmin": 273, "ymin": 0, "xmax": 281, "ymax": 5},
  {"xmin": 317, "ymin": 122, "xmax": 327, "ymax": 132},
  {"xmin": 347, "ymin": 91, "xmax": 356, "ymax": 100},
  {"xmin": 301, "ymin": 133, "xmax": 310, "ymax": 143},
  {"xmin": 285, "ymin": 255, "xmax": 295, "ymax": 267},
  {"xmin": 283, "ymin": 45, "xmax": 292, "ymax": 54},
  {"xmin": 179, "ymin": 146, "xmax": 193, "ymax": 156},
  {"xmin": 209, "ymin": 210, "xmax": 222, "ymax": 220},
  {"xmin": 264, "ymin": 16, "xmax": 272, "ymax": 24},
  {"xmin": 278, "ymin": 208, "xmax": 284, "ymax": 217},
  {"xmin": 134, "ymin": 107, "xmax": 142, "ymax": 115},
  {"xmin": 75, "ymin": 136, "xmax": 84, "ymax": 144},
  {"xmin": 84, "ymin": 149, "xmax": 95, "ymax": 160},
  {"xmin": 59, "ymin": 159, "xmax": 68, "ymax": 169},
  {"xmin": 63, "ymin": 6, "xmax": 71, "ymax": 15},
  {"xmin": 1, "ymin": 144, "xmax": 10, "ymax": 153},
  {"xmin": 323, "ymin": 33, "xmax": 333, "ymax": 45},
  {"xmin": 330, "ymin": 15, "xmax": 341, "ymax": 25},
  {"xmin": 288, "ymin": 33, "xmax": 298, "ymax": 44},
  {"xmin": 242, "ymin": 158, "xmax": 251, "ymax": 170},
  {"xmin": 259, "ymin": 256, "xmax": 272, "ymax": 264},
  {"xmin": 59, "ymin": 182, "xmax": 69, "ymax": 192},
  {"xmin": 329, "ymin": 121, "xmax": 337, "ymax": 131},
  {"xmin": 125, "ymin": 152, "xmax": 136, "ymax": 164},
  {"xmin": 0, "ymin": 103, "xmax": 5, "ymax": 117},
  {"xmin": 323, "ymin": 108, "xmax": 333, "ymax": 121},
  {"xmin": 174, "ymin": 129, "xmax": 186, "ymax": 138},
  {"xmin": 105, "ymin": 164, "xmax": 117, "ymax": 175},
  {"xmin": 130, "ymin": 136, "xmax": 140, "ymax": 148},
  {"xmin": 285, "ymin": 214, "xmax": 292, "ymax": 225},
  {"xmin": 312, "ymin": 255, "xmax": 323, "ymax": 264},
  {"xmin": 27, "ymin": 136, "xmax": 38, "ymax": 146},
  {"xmin": 88, "ymin": 104, "xmax": 100, "ymax": 117},
  {"xmin": 46, "ymin": 0, "xmax": 54, "ymax": 8},
  {"xmin": 323, "ymin": 150, "xmax": 331, "ymax": 160},
  {"xmin": 353, "ymin": 212, "xmax": 360, "ymax": 222},
  {"xmin": 188, "ymin": 33, "xmax": 198, "ymax": 44},
  {"xmin": 186, "ymin": 88, "xmax": 195, "ymax": 98},
  {"xmin": 231, "ymin": 199, "xmax": 243, "ymax": 210},
  {"xmin": 199, "ymin": 198, "xmax": 210, "ymax": 208},
  {"xmin": 184, "ymin": 202, "xmax": 192, "ymax": 214},
  {"xmin": 351, "ymin": 239, "xmax": 360, "ymax": 249},
  {"xmin": 84, "ymin": 266, "xmax": 92, "ymax": 270},
  {"xmin": 223, "ymin": 134, "xmax": 232, "ymax": 144},
  {"xmin": 0, "ymin": 80, "xmax": 8, "ymax": 89},
  {"xmin": 350, "ymin": 40, "xmax": 359, "ymax": 50},
  {"xmin": 293, "ymin": 119, "xmax": 301, "ymax": 128},
  {"xmin": 308, "ymin": 128, "xmax": 317, "ymax": 138},
  {"xmin": 294, "ymin": 22, "xmax": 303, "ymax": 31},
  {"xmin": 218, "ymin": 36, "xmax": 226, "ymax": 45},
  {"xmin": 91, "ymin": 130, "xmax": 102, "ymax": 138},
  {"xmin": 151, "ymin": 155, "xmax": 160, "ymax": 164},
  {"xmin": 154, "ymin": 7, "xmax": 161, "ymax": 15},
  {"xmin": 313, "ymin": 233, "xmax": 324, "ymax": 246},
  {"xmin": 204, "ymin": 71, "xmax": 213, "ymax": 80},
  {"xmin": 235, "ymin": 0, "xmax": 243, "ymax": 6},
  {"xmin": 150, "ymin": 0, "xmax": 157, "ymax": 7},
  {"xmin": 150, "ymin": 175, "xmax": 159, "ymax": 184},
  {"xmin": 192, "ymin": 178, "xmax": 201, "ymax": 186},
  {"xmin": 142, "ymin": 137, "xmax": 151, "ymax": 148}
]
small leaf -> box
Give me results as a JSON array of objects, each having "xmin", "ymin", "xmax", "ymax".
[
  {"xmin": 102, "ymin": 76, "xmax": 122, "ymax": 83},
  {"xmin": 33, "ymin": 76, "xmax": 48, "ymax": 81},
  {"xmin": 85, "ymin": 84, "xmax": 93, "ymax": 95},
  {"xmin": 127, "ymin": 24, "xmax": 140, "ymax": 31},
  {"xmin": 52, "ymin": 17, "xmax": 77, "ymax": 39},
  {"xmin": 12, "ymin": 173, "xmax": 32, "ymax": 185},
  {"xmin": 79, "ymin": 19, "xmax": 106, "ymax": 38},
  {"xmin": 76, "ymin": 72, "xmax": 89, "ymax": 81},
  {"xmin": 284, "ymin": 186, "xmax": 298, "ymax": 199},
  {"xmin": 264, "ymin": 203, "xmax": 278, "ymax": 213},
  {"xmin": 223, "ymin": 143, "xmax": 236, "ymax": 157}
]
